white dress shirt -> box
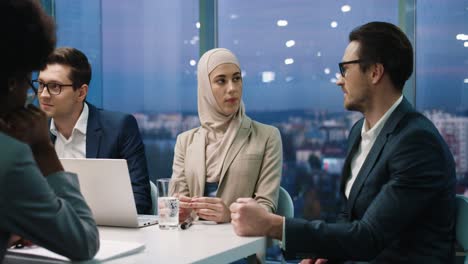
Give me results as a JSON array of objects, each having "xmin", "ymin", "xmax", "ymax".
[
  {"xmin": 345, "ymin": 96, "xmax": 403, "ymax": 198},
  {"xmin": 50, "ymin": 103, "xmax": 89, "ymax": 159}
]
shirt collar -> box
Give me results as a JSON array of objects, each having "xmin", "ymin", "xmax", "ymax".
[
  {"xmin": 50, "ymin": 103, "xmax": 89, "ymax": 136},
  {"xmin": 50, "ymin": 119, "xmax": 58, "ymax": 136},
  {"xmin": 361, "ymin": 95, "xmax": 403, "ymax": 139}
]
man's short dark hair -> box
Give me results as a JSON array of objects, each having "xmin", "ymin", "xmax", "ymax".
[
  {"xmin": 350, "ymin": 21, "xmax": 413, "ymax": 91},
  {"xmin": 46, "ymin": 47, "xmax": 92, "ymax": 89},
  {"xmin": 0, "ymin": 0, "xmax": 56, "ymax": 94}
]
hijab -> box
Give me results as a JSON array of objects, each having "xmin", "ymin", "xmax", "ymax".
[{"xmin": 197, "ymin": 48, "xmax": 245, "ymax": 183}]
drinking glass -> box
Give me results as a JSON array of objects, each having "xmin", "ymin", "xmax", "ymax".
[{"xmin": 157, "ymin": 178, "xmax": 179, "ymax": 230}]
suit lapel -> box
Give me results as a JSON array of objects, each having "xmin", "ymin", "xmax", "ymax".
[
  {"xmin": 85, "ymin": 103, "xmax": 102, "ymax": 158},
  {"xmin": 48, "ymin": 118, "xmax": 57, "ymax": 144},
  {"xmin": 188, "ymin": 129, "xmax": 206, "ymax": 196},
  {"xmin": 346, "ymin": 126, "xmax": 389, "ymax": 216},
  {"xmin": 218, "ymin": 117, "xmax": 252, "ymax": 187},
  {"xmin": 340, "ymin": 119, "xmax": 363, "ymax": 195},
  {"xmin": 346, "ymin": 97, "xmax": 413, "ymax": 216}
]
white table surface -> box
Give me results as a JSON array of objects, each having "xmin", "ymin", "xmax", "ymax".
[{"xmin": 5, "ymin": 222, "xmax": 267, "ymax": 264}]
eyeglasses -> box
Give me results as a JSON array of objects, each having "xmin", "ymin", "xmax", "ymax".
[
  {"xmin": 31, "ymin": 80, "xmax": 74, "ymax": 95},
  {"xmin": 338, "ymin": 59, "xmax": 364, "ymax": 78}
]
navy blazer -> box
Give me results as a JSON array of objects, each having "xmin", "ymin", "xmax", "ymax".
[
  {"xmin": 284, "ymin": 98, "xmax": 456, "ymax": 263},
  {"xmin": 51, "ymin": 102, "xmax": 151, "ymax": 214}
]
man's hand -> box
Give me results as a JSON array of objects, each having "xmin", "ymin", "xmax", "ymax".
[
  {"xmin": 189, "ymin": 197, "xmax": 231, "ymax": 223},
  {"xmin": 230, "ymin": 198, "xmax": 283, "ymax": 239}
]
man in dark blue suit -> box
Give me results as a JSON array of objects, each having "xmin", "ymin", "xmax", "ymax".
[
  {"xmin": 35, "ymin": 47, "xmax": 151, "ymax": 214},
  {"xmin": 230, "ymin": 22, "xmax": 456, "ymax": 263}
]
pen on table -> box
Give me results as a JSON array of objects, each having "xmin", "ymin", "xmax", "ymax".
[{"xmin": 180, "ymin": 217, "xmax": 194, "ymax": 230}]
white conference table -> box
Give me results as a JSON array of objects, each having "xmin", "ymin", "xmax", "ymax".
[{"xmin": 5, "ymin": 222, "xmax": 267, "ymax": 264}]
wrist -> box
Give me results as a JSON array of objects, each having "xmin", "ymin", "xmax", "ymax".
[{"xmin": 266, "ymin": 213, "xmax": 284, "ymax": 240}]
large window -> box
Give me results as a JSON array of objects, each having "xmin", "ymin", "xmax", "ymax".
[
  {"xmin": 415, "ymin": 0, "xmax": 468, "ymax": 195},
  {"xmin": 100, "ymin": 0, "xmax": 199, "ymax": 182},
  {"xmin": 52, "ymin": 1, "xmax": 467, "ymax": 219},
  {"xmin": 218, "ymin": 0, "xmax": 399, "ymax": 220},
  {"xmin": 55, "ymin": 0, "xmax": 103, "ymax": 105},
  {"xmin": 50, "ymin": 1, "xmax": 467, "ymax": 261},
  {"xmin": 54, "ymin": 0, "xmax": 199, "ymax": 183}
]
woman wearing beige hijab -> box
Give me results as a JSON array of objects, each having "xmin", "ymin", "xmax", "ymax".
[{"xmin": 171, "ymin": 48, "xmax": 283, "ymax": 223}]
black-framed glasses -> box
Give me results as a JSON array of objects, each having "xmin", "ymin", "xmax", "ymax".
[
  {"xmin": 338, "ymin": 59, "xmax": 364, "ymax": 78},
  {"xmin": 31, "ymin": 80, "xmax": 74, "ymax": 95}
]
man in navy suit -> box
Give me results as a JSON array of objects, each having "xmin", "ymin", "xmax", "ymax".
[
  {"xmin": 230, "ymin": 22, "xmax": 456, "ymax": 263},
  {"xmin": 35, "ymin": 47, "xmax": 151, "ymax": 214}
]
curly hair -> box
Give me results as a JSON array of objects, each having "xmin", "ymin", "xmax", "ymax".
[{"xmin": 0, "ymin": 0, "xmax": 56, "ymax": 94}]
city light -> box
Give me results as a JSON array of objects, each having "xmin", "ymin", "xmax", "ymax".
[
  {"xmin": 195, "ymin": 22, "xmax": 200, "ymax": 29},
  {"xmin": 456, "ymin": 34, "xmax": 468, "ymax": 41},
  {"xmin": 341, "ymin": 5, "xmax": 351, "ymax": 12},
  {"xmin": 464, "ymin": 41, "xmax": 468, "ymax": 47},
  {"xmin": 230, "ymin": 14, "xmax": 239, "ymax": 20},
  {"xmin": 262, "ymin": 71, "xmax": 275, "ymax": 83},
  {"xmin": 330, "ymin": 78, "xmax": 337, "ymax": 83},
  {"xmin": 277, "ymin": 20, "xmax": 288, "ymax": 27},
  {"xmin": 190, "ymin": 36, "xmax": 199, "ymax": 45},
  {"xmin": 324, "ymin": 68, "xmax": 330, "ymax": 74},
  {"xmin": 189, "ymin": 59, "xmax": 196, "ymax": 66},
  {"xmin": 464, "ymin": 78, "xmax": 468, "ymax": 84},
  {"xmin": 330, "ymin": 21, "xmax": 338, "ymax": 28},
  {"xmin": 284, "ymin": 58, "xmax": 294, "ymax": 65},
  {"xmin": 286, "ymin": 76, "xmax": 294, "ymax": 82},
  {"xmin": 285, "ymin": 40, "xmax": 296, "ymax": 47},
  {"xmin": 317, "ymin": 51, "xmax": 322, "ymax": 57}
]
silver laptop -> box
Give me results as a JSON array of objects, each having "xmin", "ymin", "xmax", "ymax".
[{"xmin": 60, "ymin": 158, "xmax": 158, "ymax": 228}]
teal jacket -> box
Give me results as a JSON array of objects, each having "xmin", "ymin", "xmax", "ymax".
[{"xmin": 0, "ymin": 132, "xmax": 99, "ymax": 261}]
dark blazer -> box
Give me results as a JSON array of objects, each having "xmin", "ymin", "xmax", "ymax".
[
  {"xmin": 51, "ymin": 102, "xmax": 151, "ymax": 214},
  {"xmin": 284, "ymin": 98, "xmax": 456, "ymax": 263}
]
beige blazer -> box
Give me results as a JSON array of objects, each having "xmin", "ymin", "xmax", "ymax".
[{"xmin": 171, "ymin": 116, "xmax": 282, "ymax": 212}]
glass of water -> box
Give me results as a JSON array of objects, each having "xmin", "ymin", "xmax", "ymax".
[{"xmin": 157, "ymin": 178, "xmax": 179, "ymax": 230}]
